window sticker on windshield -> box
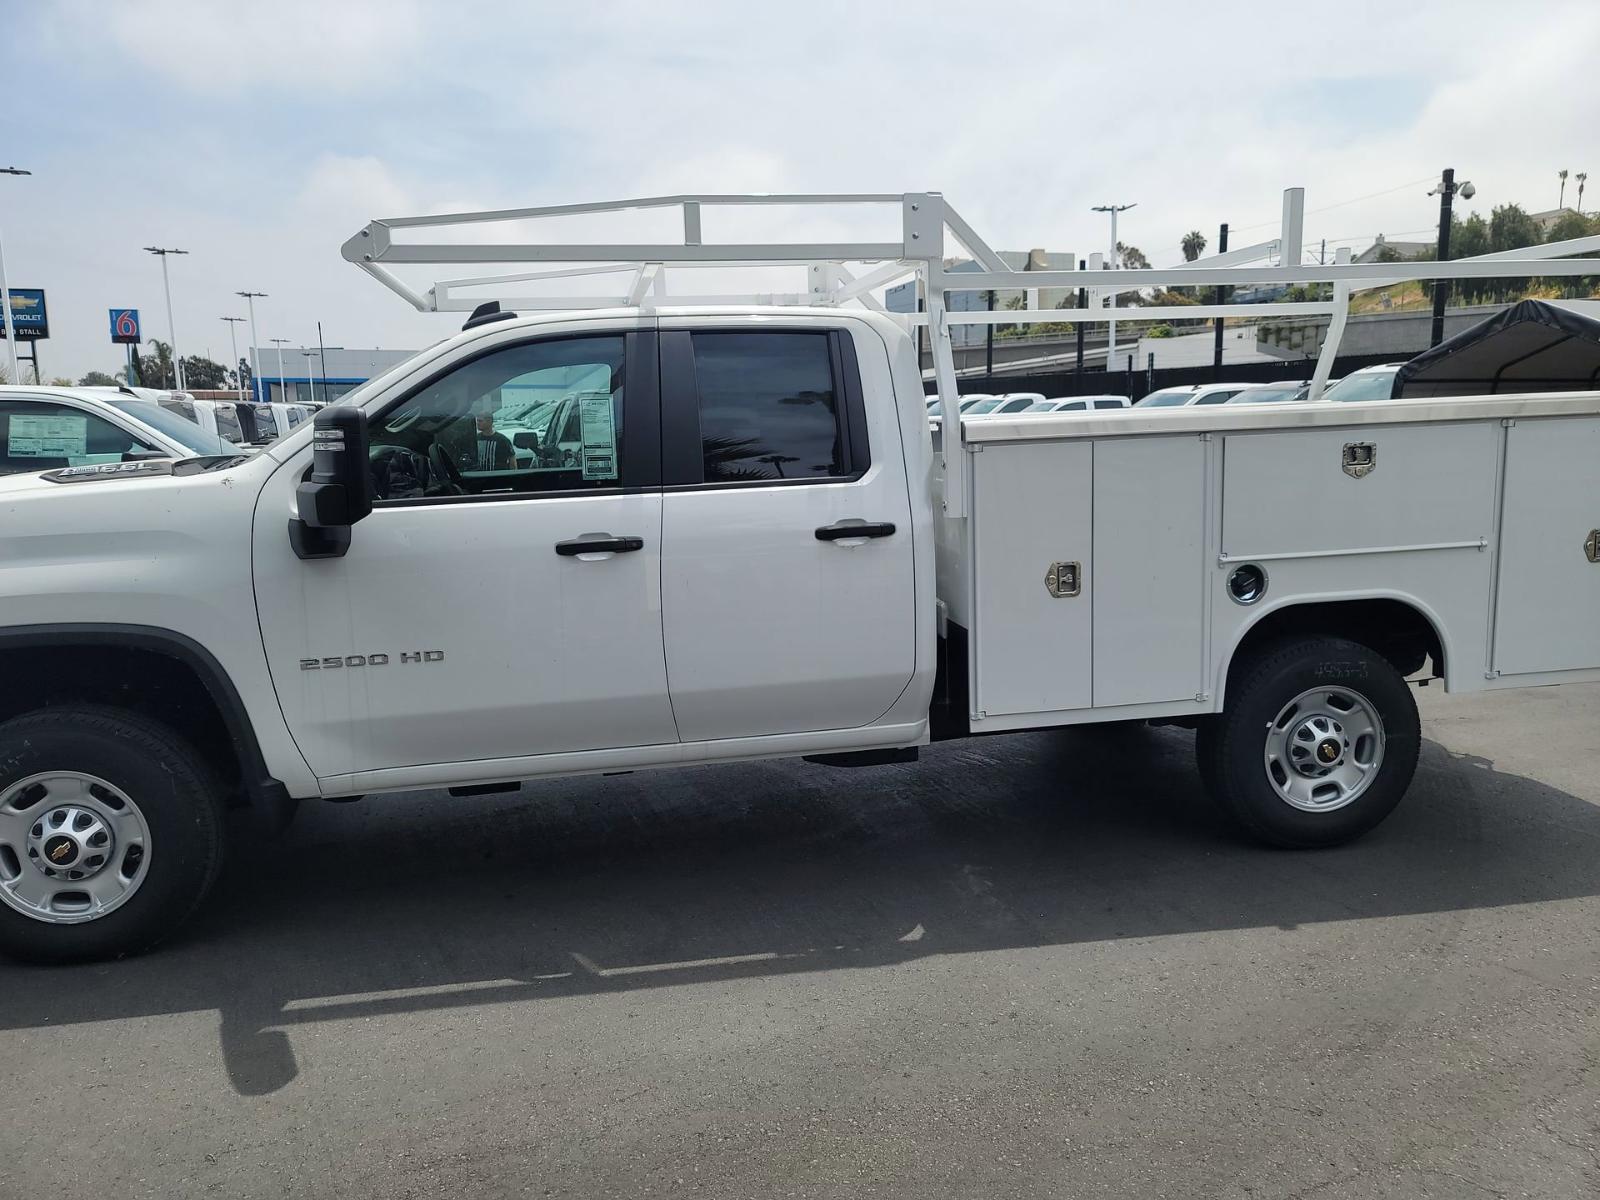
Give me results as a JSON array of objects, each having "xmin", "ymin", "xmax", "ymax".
[
  {"xmin": 577, "ymin": 392, "xmax": 618, "ymax": 480},
  {"xmin": 9, "ymin": 413, "xmax": 88, "ymax": 458}
]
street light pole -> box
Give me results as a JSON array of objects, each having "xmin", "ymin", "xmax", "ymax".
[
  {"xmin": 1091, "ymin": 202, "xmax": 1136, "ymax": 372},
  {"xmin": 236, "ymin": 291, "xmax": 267, "ymax": 400},
  {"xmin": 144, "ymin": 246, "xmax": 189, "ymax": 389},
  {"xmin": 220, "ymin": 316, "xmax": 246, "ymax": 399},
  {"xmin": 269, "ymin": 337, "xmax": 291, "ymax": 404},
  {"xmin": 0, "ymin": 167, "xmax": 31, "ymax": 385},
  {"xmin": 302, "ymin": 349, "xmax": 317, "ymax": 404}
]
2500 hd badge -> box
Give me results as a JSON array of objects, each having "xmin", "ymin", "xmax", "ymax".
[{"xmin": 299, "ymin": 651, "xmax": 445, "ymax": 670}]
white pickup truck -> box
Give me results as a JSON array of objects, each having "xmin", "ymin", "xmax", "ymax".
[{"xmin": 3, "ymin": 193, "xmax": 1599, "ymax": 963}]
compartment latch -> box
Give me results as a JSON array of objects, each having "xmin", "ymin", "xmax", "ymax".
[
  {"xmin": 1045, "ymin": 561, "xmax": 1081, "ymax": 598},
  {"xmin": 1342, "ymin": 442, "xmax": 1377, "ymax": 479}
]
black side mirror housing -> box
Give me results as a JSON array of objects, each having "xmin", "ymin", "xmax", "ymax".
[
  {"xmin": 290, "ymin": 407, "xmax": 372, "ymax": 559},
  {"xmin": 512, "ymin": 431, "xmax": 540, "ymax": 452}
]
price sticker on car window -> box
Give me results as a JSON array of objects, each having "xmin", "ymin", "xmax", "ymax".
[
  {"xmin": 9, "ymin": 413, "xmax": 88, "ymax": 458},
  {"xmin": 577, "ymin": 392, "xmax": 618, "ymax": 480}
]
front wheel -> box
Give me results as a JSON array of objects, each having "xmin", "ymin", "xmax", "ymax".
[
  {"xmin": 0, "ymin": 706, "xmax": 226, "ymax": 964},
  {"xmin": 1197, "ymin": 636, "xmax": 1420, "ymax": 848}
]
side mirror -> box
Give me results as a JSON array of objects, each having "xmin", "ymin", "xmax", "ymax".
[
  {"xmin": 290, "ymin": 407, "xmax": 372, "ymax": 560},
  {"xmin": 512, "ymin": 431, "xmax": 540, "ymax": 451}
]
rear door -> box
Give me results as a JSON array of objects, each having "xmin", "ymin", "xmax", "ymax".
[{"xmin": 657, "ymin": 320, "xmax": 916, "ymax": 742}]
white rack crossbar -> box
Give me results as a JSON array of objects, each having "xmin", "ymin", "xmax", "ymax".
[{"xmin": 342, "ymin": 190, "xmax": 1600, "ymax": 518}]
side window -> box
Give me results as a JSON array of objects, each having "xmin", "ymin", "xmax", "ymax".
[
  {"xmin": 369, "ymin": 335, "xmax": 626, "ymax": 502},
  {"xmin": 1196, "ymin": 390, "xmax": 1234, "ymax": 405},
  {"xmin": 1093, "ymin": 400, "xmax": 1124, "ymax": 410},
  {"xmin": 690, "ymin": 332, "xmax": 852, "ymax": 483},
  {"xmin": 0, "ymin": 401, "xmax": 152, "ymax": 475},
  {"xmin": 212, "ymin": 405, "xmax": 245, "ymax": 444}
]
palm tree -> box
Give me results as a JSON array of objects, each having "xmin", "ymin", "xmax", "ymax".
[
  {"xmin": 141, "ymin": 338, "xmax": 176, "ymax": 389},
  {"xmin": 1578, "ymin": 172, "xmax": 1589, "ymax": 216},
  {"xmin": 1559, "ymin": 169, "xmax": 1569, "ymax": 210},
  {"xmin": 1181, "ymin": 230, "xmax": 1208, "ymax": 262}
]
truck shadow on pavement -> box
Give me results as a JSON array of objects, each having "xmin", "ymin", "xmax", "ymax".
[{"xmin": 3, "ymin": 725, "xmax": 1597, "ymax": 1096}]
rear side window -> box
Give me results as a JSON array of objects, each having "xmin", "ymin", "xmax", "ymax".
[
  {"xmin": 686, "ymin": 332, "xmax": 860, "ymax": 484},
  {"xmin": 1093, "ymin": 400, "xmax": 1125, "ymax": 410},
  {"xmin": 212, "ymin": 405, "xmax": 245, "ymax": 444},
  {"xmin": 1195, "ymin": 390, "xmax": 1235, "ymax": 405}
]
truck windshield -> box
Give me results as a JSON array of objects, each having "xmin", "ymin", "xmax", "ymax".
[{"xmin": 106, "ymin": 399, "xmax": 240, "ymax": 456}]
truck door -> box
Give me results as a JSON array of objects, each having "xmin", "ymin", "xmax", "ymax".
[
  {"xmin": 657, "ymin": 322, "xmax": 916, "ymax": 742},
  {"xmin": 253, "ymin": 327, "xmax": 677, "ymax": 779}
]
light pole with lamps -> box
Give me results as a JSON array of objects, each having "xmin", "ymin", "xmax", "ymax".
[
  {"xmin": 143, "ymin": 246, "xmax": 189, "ymax": 389},
  {"xmin": 220, "ymin": 316, "xmax": 247, "ymax": 399},
  {"xmin": 236, "ymin": 291, "xmax": 267, "ymax": 400},
  {"xmin": 269, "ymin": 337, "xmax": 292, "ymax": 404},
  {"xmin": 301, "ymin": 349, "xmax": 319, "ymax": 405},
  {"xmin": 1091, "ymin": 202, "xmax": 1136, "ymax": 374},
  {"xmin": 0, "ymin": 166, "xmax": 31, "ymax": 385}
]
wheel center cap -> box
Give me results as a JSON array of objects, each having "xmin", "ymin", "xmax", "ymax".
[
  {"xmin": 43, "ymin": 835, "xmax": 79, "ymax": 866},
  {"xmin": 1316, "ymin": 738, "xmax": 1343, "ymax": 765}
]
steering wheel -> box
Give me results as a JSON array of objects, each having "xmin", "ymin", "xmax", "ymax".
[{"xmin": 428, "ymin": 440, "xmax": 465, "ymax": 491}]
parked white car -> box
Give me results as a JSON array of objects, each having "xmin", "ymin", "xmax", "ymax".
[
  {"xmin": 1136, "ymin": 383, "xmax": 1262, "ymax": 408},
  {"xmin": 1322, "ymin": 364, "xmax": 1404, "ymax": 403},
  {"xmin": 1022, "ymin": 395, "xmax": 1132, "ymax": 413},
  {"xmin": 1, "ymin": 386, "xmax": 236, "ymax": 476},
  {"xmin": 962, "ymin": 392, "xmax": 1045, "ymax": 417}
]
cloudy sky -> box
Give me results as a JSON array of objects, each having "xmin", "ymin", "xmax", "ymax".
[{"xmin": 5, "ymin": 0, "xmax": 1598, "ymax": 380}]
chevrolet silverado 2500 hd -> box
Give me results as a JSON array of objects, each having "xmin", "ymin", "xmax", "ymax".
[{"xmin": 3, "ymin": 190, "xmax": 1598, "ymax": 963}]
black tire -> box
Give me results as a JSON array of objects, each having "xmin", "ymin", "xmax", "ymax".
[
  {"xmin": 0, "ymin": 706, "xmax": 226, "ymax": 964},
  {"xmin": 1197, "ymin": 636, "xmax": 1420, "ymax": 848}
]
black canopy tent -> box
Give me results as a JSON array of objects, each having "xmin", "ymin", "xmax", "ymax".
[{"xmin": 1393, "ymin": 299, "xmax": 1600, "ymax": 398}]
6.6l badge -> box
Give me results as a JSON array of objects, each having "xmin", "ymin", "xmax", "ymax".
[{"xmin": 299, "ymin": 650, "xmax": 445, "ymax": 670}]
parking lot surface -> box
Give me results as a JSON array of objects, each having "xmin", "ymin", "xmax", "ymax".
[{"xmin": 4, "ymin": 683, "xmax": 1598, "ymax": 1199}]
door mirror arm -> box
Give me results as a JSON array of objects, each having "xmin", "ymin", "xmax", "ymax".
[{"xmin": 290, "ymin": 407, "xmax": 373, "ymax": 560}]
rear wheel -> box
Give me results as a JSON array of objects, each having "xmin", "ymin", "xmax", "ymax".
[
  {"xmin": 0, "ymin": 706, "xmax": 225, "ymax": 964},
  {"xmin": 1198, "ymin": 637, "xmax": 1420, "ymax": 848}
]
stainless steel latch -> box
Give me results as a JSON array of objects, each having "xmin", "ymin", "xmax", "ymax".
[
  {"xmin": 1342, "ymin": 442, "xmax": 1377, "ymax": 478},
  {"xmin": 1045, "ymin": 561, "xmax": 1081, "ymax": 598},
  {"xmin": 1586, "ymin": 529, "xmax": 1599, "ymax": 564}
]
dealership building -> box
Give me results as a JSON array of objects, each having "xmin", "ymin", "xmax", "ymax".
[{"xmin": 249, "ymin": 346, "xmax": 417, "ymax": 404}]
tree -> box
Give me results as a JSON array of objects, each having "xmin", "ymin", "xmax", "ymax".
[
  {"xmin": 234, "ymin": 358, "xmax": 254, "ymax": 394},
  {"xmin": 179, "ymin": 355, "xmax": 231, "ymax": 390},
  {"xmin": 1482, "ymin": 204, "xmax": 1542, "ymax": 302},
  {"xmin": 1559, "ymin": 168, "xmax": 1569, "ymax": 211},
  {"xmin": 135, "ymin": 339, "xmax": 177, "ymax": 389},
  {"xmin": 1578, "ymin": 172, "xmax": 1589, "ymax": 215},
  {"xmin": 48, "ymin": 377, "xmax": 73, "ymax": 387},
  {"xmin": 1545, "ymin": 210, "xmax": 1596, "ymax": 243},
  {"xmin": 1116, "ymin": 242, "xmax": 1151, "ymax": 270},
  {"xmin": 78, "ymin": 370, "xmax": 119, "ymax": 387},
  {"xmin": 1180, "ymin": 230, "xmax": 1207, "ymax": 262},
  {"xmin": 1489, "ymin": 203, "xmax": 1541, "ymax": 253}
]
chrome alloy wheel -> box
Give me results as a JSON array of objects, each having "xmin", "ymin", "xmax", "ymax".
[
  {"xmin": 1262, "ymin": 686, "xmax": 1386, "ymax": 813},
  {"xmin": 0, "ymin": 772, "xmax": 152, "ymax": 924}
]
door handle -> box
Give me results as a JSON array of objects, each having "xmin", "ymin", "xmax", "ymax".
[
  {"xmin": 555, "ymin": 534, "xmax": 644, "ymax": 556},
  {"xmin": 815, "ymin": 520, "xmax": 897, "ymax": 542}
]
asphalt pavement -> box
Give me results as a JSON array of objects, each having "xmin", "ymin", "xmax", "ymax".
[{"xmin": 4, "ymin": 682, "xmax": 1598, "ymax": 1199}]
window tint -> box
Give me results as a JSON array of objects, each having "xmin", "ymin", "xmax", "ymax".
[
  {"xmin": 1195, "ymin": 390, "xmax": 1235, "ymax": 404},
  {"xmin": 692, "ymin": 333, "xmax": 845, "ymax": 482},
  {"xmin": 369, "ymin": 336, "xmax": 626, "ymax": 502},
  {"xmin": 0, "ymin": 400, "xmax": 157, "ymax": 476}
]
